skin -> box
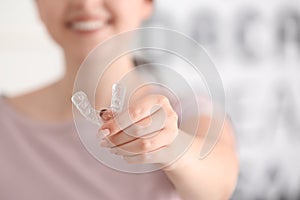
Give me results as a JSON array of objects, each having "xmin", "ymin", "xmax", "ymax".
[{"xmin": 7, "ymin": 0, "xmax": 239, "ymax": 199}]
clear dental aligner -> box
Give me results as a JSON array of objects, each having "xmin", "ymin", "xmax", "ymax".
[
  {"xmin": 71, "ymin": 83, "xmax": 126, "ymax": 126},
  {"xmin": 111, "ymin": 83, "xmax": 126, "ymax": 114},
  {"xmin": 71, "ymin": 91, "xmax": 101, "ymax": 126}
]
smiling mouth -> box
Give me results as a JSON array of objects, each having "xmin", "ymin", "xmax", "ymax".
[{"xmin": 68, "ymin": 20, "xmax": 107, "ymax": 32}]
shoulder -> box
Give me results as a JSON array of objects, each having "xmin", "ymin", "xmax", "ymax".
[{"xmin": 1, "ymin": 82, "xmax": 62, "ymax": 121}]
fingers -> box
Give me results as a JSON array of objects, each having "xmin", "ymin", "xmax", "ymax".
[
  {"xmin": 98, "ymin": 95, "xmax": 180, "ymax": 165},
  {"xmin": 122, "ymin": 130, "xmax": 193, "ymax": 165},
  {"xmin": 103, "ymin": 117, "xmax": 178, "ymax": 155},
  {"xmin": 96, "ymin": 109, "xmax": 114, "ymax": 139},
  {"xmin": 123, "ymin": 108, "xmax": 166, "ymax": 138},
  {"xmin": 100, "ymin": 102, "xmax": 177, "ymax": 147},
  {"xmin": 99, "ymin": 107, "xmax": 166, "ymax": 146},
  {"xmin": 111, "ymin": 130, "xmax": 164, "ymax": 156},
  {"xmin": 122, "ymin": 147, "xmax": 169, "ymax": 165},
  {"xmin": 99, "ymin": 109, "xmax": 114, "ymax": 122},
  {"xmin": 112, "ymin": 127, "xmax": 178, "ymax": 156},
  {"xmin": 122, "ymin": 147, "xmax": 165, "ymax": 164},
  {"xmin": 100, "ymin": 95, "xmax": 175, "ymax": 137}
]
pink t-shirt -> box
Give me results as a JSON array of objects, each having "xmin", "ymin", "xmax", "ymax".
[{"xmin": 0, "ymin": 96, "xmax": 182, "ymax": 200}]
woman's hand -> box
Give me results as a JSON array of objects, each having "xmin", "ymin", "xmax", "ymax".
[
  {"xmin": 98, "ymin": 94, "xmax": 239, "ymax": 200},
  {"xmin": 99, "ymin": 94, "xmax": 181, "ymax": 166}
]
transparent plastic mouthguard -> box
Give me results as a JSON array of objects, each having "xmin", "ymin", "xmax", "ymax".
[{"xmin": 71, "ymin": 83, "xmax": 126, "ymax": 126}]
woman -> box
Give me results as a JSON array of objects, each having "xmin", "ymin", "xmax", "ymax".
[{"xmin": 0, "ymin": 0, "xmax": 238, "ymax": 199}]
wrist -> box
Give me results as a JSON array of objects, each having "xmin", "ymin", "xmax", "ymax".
[{"xmin": 161, "ymin": 130, "xmax": 202, "ymax": 173}]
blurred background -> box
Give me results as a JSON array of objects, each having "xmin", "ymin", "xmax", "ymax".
[{"xmin": 1, "ymin": 0, "xmax": 300, "ymax": 199}]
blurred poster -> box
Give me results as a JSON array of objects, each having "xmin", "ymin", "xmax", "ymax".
[{"xmin": 146, "ymin": 0, "xmax": 300, "ymax": 199}]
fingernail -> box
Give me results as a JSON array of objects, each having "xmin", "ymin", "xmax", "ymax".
[
  {"xmin": 99, "ymin": 109, "xmax": 108, "ymax": 116},
  {"xmin": 100, "ymin": 125, "xmax": 107, "ymax": 130},
  {"xmin": 96, "ymin": 131, "xmax": 103, "ymax": 139},
  {"xmin": 98, "ymin": 129, "xmax": 110, "ymax": 137},
  {"xmin": 109, "ymin": 148, "xmax": 118, "ymax": 155},
  {"xmin": 100, "ymin": 109, "xmax": 114, "ymax": 122},
  {"xmin": 100, "ymin": 139, "xmax": 110, "ymax": 147}
]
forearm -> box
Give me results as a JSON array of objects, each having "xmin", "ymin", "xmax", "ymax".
[{"xmin": 164, "ymin": 119, "xmax": 239, "ymax": 200}]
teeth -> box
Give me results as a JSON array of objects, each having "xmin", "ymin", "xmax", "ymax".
[{"xmin": 71, "ymin": 21, "xmax": 105, "ymax": 31}]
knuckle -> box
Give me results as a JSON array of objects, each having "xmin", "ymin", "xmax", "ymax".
[
  {"xmin": 165, "ymin": 129, "xmax": 178, "ymax": 145},
  {"xmin": 168, "ymin": 111, "xmax": 178, "ymax": 119},
  {"xmin": 156, "ymin": 95, "xmax": 169, "ymax": 105},
  {"xmin": 140, "ymin": 139, "xmax": 152, "ymax": 151},
  {"xmin": 126, "ymin": 128, "xmax": 137, "ymax": 138},
  {"xmin": 167, "ymin": 111, "xmax": 178, "ymax": 124},
  {"xmin": 129, "ymin": 107, "xmax": 143, "ymax": 121},
  {"xmin": 170, "ymin": 126, "xmax": 179, "ymax": 137}
]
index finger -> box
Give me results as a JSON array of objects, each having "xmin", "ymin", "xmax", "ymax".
[{"xmin": 100, "ymin": 95, "xmax": 171, "ymax": 136}]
